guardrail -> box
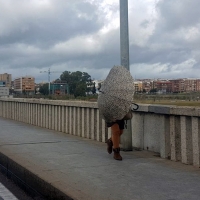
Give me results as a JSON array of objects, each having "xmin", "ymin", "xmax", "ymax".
[{"xmin": 0, "ymin": 98, "xmax": 199, "ymax": 167}]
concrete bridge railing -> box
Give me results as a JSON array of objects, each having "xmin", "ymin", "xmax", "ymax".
[{"xmin": 0, "ymin": 98, "xmax": 200, "ymax": 167}]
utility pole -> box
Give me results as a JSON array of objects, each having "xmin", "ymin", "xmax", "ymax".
[
  {"xmin": 40, "ymin": 68, "xmax": 51, "ymax": 95},
  {"xmin": 120, "ymin": 0, "xmax": 132, "ymax": 151}
]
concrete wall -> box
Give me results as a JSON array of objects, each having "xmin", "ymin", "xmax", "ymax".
[{"xmin": 0, "ymin": 98, "xmax": 200, "ymax": 167}]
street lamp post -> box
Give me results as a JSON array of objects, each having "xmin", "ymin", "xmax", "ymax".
[
  {"xmin": 120, "ymin": 0, "xmax": 132, "ymax": 151},
  {"xmin": 120, "ymin": 0, "xmax": 130, "ymax": 70}
]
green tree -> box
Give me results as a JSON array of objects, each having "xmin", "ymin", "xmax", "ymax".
[
  {"xmin": 74, "ymin": 83, "xmax": 87, "ymax": 97},
  {"xmin": 59, "ymin": 71, "xmax": 92, "ymax": 97},
  {"xmin": 39, "ymin": 83, "xmax": 49, "ymax": 95}
]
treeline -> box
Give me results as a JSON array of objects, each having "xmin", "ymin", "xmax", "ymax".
[{"xmin": 39, "ymin": 71, "xmax": 96, "ymax": 97}]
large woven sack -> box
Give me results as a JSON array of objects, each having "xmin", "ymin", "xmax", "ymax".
[{"xmin": 98, "ymin": 66, "xmax": 134, "ymax": 123}]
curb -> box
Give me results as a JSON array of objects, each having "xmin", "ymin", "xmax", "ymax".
[{"xmin": 0, "ymin": 152, "xmax": 73, "ymax": 200}]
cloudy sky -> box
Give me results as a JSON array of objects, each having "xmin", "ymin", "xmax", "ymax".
[{"xmin": 0, "ymin": 0, "xmax": 200, "ymax": 83}]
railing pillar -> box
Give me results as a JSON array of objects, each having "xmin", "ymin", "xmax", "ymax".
[
  {"xmin": 181, "ymin": 116, "xmax": 193, "ymax": 164},
  {"xmin": 192, "ymin": 117, "xmax": 200, "ymax": 167}
]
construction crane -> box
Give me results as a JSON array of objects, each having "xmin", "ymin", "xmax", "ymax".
[{"xmin": 40, "ymin": 68, "xmax": 62, "ymax": 95}]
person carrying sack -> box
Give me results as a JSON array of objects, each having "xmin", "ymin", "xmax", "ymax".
[{"xmin": 97, "ymin": 66, "xmax": 137, "ymax": 161}]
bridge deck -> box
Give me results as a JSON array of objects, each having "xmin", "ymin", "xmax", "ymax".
[{"xmin": 0, "ymin": 117, "xmax": 200, "ymax": 200}]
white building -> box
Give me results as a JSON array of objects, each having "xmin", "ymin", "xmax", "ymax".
[
  {"xmin": 0, "ymin": 87, "xmax": 9, "ymax": 97},
  {"xmin": 93, "ymin": 80, "xmax": 104, "ymax": 93}
]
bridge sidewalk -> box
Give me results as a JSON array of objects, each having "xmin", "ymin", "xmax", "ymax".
[{"xmin": 0, "ymin": 117, "xmax": 200, "ymax": 200}]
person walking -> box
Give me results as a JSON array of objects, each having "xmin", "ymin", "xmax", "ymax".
[
  {"xmin": 97, "ymin": 66, "xmax": 135, "ymax": 161},
  {"xmin": 106, "ymin": 119, "xmax": 125, "ymax": 161}
]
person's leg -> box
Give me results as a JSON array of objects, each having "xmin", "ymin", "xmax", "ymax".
[
  {"xmin": 111, "ymin": 123, "xmax": 120, "ymax": 148},
  {"xmin": 106, "ymin": 136, "xmax": 113, "ymax": 154},
  {"xmin": 106, "ymin": 129, "xmax": 123, "ymax": 154},
  {"xmin": 111, "ymin": 123, "xmax": 122, "ymax": 160}
]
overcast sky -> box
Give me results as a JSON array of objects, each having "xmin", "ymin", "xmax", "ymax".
[{"xmin": 0, "ymin": 0, "xmax": 200, "ymax": 83}]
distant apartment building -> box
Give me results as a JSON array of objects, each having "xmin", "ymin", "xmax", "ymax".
[
  {"xmin": 134, "ymin": 81, "xmax": 143, "ymax": 92},
  {"xmin": 0, "ymin": 78, "xmax": 9, "ymax": 96},
  {"xmin": 0, "ymin": 87, "xmax": 9, "ymax": 96},
  {"xmin": 0, "ymin": 81, "xmax": 6, "ymax": 87},
  {"xmin": 142, "ymin": 81, "xmax": 151, "ymax": 93},
  {"xmin": 0, "ymin": 73, "xmax": 12, "ymax": 88},
  {"xmin": 151, "ymin": 80, "xmax": 172, "ymax": 93},
  {"xmin": 161, "ymin": 81, "xmax": 172, "ymax": 93},
  {"xmin": 138, "ymin": 78, "xmax": 200, "ymax": 93},
  {"xmin": 14, "ymin": 76, "xmax": 35, "ymax": 94},
  {"xmin": 170, "ymin": 79, "xmax": 185, "ymax": 93},
  {"xmin": 196, "ymin": 79, "xmax": 200, "ymax": 91},
  {"xmin": 184, "ymin": 79, "xmax": 196, "ymax": 92},
  {"xmin": 0, "ymin": 80, "xmax": 9, "ymax": 96}
]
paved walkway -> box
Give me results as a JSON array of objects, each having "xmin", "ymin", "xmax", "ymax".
[{"xmin": 0, "ymin": 117, "xmax": 200, "ymax": 200}]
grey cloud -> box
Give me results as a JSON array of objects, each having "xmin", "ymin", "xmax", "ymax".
[
  {"xmin": 156, "ymin": 0, "xmax": 200, "ymax": 31},
  {"xmin": 134, "ymin": 0, "xmax": 200, "ymax": 72},
  {"xmin": 140, "ymin": 20, "xmax": 150, "ymax": 29},
  {"xmin": 0, "ymin": 27, "xmax": 120, "ymax": 72},
  {"xmin": 193, "ymin": 63, "xmax": 200, "ymax": 69},
  {"xmin": 129, "ymin": 43, "xmax": 191, "ymax": 66},
  {"xmin": 0, "ymin": 1, "xmax": 103, "ymax": 48}
]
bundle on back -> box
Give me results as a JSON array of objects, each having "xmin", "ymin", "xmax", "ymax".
[{"xmin": 98, "ymin": 66, "xmax": 134, "ymax": 123}]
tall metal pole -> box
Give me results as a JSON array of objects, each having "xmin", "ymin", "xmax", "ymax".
[
  {"xmin": 48, "ymin": 68, "xmax": 50, "ymax": 95},
  {"xmin": 120, "ymin": 0, "xmax": 132, "ymax": 151}
]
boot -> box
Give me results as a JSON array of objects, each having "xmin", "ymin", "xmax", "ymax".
[
  {"xmin": 106, "ymin": 138, "xmax": 113, "ymax": 154},
  {"xmin": 113, "ymin": 148, "xmax": 122, "ymax": 161}
]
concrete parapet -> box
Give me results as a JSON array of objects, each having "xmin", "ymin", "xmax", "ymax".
[
  {"xmin": 148, "ymin": 104, "xmax": 171, "ymax": 115},
  {"xmin": 0, "ymin": 98, "xmax": 200, "ymax": 167}
]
